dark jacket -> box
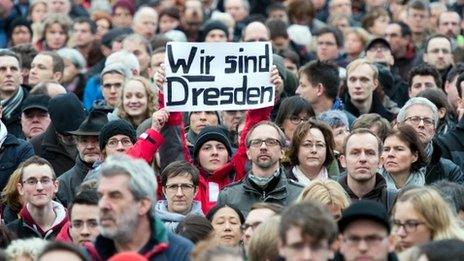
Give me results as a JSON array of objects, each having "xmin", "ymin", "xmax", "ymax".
[
  {"xmin": 437, "ymin": 116, "xmax": 464, "ymax": 169},
  {"xmin": 338, "ymin": 173, "xmax": 396, "ymax": 213},
  {"xmin": 425, "ymin": 142, "xmax": 464, "ymax": 185},
  {"xmin": 217, "ymin": 168, "xmax": 304, "ymax": 216},
  {"xmin": 30, "ymin": 124, "xmax": 76, "ymax": 176},
  {"xmin": 93, "ymin": 218, "xmax": 193, "ymax": 261},
  {"xmin": 0, "ymin": 134, "xmax": 34, "ymax": 191},
  {"xmin": 3, "ymin": 86, "xmax": 28, "ymax": 139},
  {"xmin": 7, "ymin": 201, "xmax": 68, "ymax": 240},
  {"xmin": 343, "ymin": 93, "xmax": 395, "ymax": 122},
  {"xmin": 56, "ymin": 156, "xmax": 93, "ymax": 207}
]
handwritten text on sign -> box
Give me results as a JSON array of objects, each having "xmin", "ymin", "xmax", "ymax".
[{"xmin": 164, "ymin": 42, "xmax": 274, "ymax": 111}]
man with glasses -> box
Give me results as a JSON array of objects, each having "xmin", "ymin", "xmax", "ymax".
[
  {"xmin": 156, "ymin": 161, "xmax": 203, "ymax": 232},
  {"xmin": 57, "ymin": 109, "xmax": 107, "ymax": 207},
  {"xmin": 397, "ymin": 97, "xmax": 464, "ymax": 184},
  {"xmin": 315, "ymin": 27, "xmax": 347, "ymax": 69},
  {"xmin": 338, "ymin": 200, "xmax": 396, "ymax": 261},
  {"xmin": 217, "ymin": 121, "xmax": 303, "ymax": 216},
  {"xmin": 7, "ymin": 156, "xmax": 68, "ymax": 239},
  {"xmin": 278, "ymin": 201, "xmax": 337, "ymax": 261}
]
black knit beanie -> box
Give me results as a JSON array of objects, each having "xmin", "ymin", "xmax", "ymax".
[
  {"xmin": 193, "ymin": 126, "xmax": 233, "ymax": 159},
  {"xmin": 99, "ymin": 119, "xmax": 137, "ymax": 150},
  {"xmin": 199, "ymin": 20, "xmax": 229, "ymax": 42}
]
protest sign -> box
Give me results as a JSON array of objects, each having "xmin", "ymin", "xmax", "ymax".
[{"xmin": 164, "ymin": 42, "xmax": 274, "ymax": 112}]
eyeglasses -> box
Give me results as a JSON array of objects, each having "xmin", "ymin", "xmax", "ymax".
[
  {"xmin": 72, "ymin": 220, "xmax": 99, "ymax": 229},
  {"xmin": 106, "ymin": 138, "xmax": 133, "ymax": 148},
  {"xmin": 343, "ymin": 234, "xmax": 388, "ymax": 247},
  {"xmin": 22, "ymin": 177, "xmax": 54, "ymax": 186},
  {"xmin": 240, "ymin": 221, "xmax": 262, "ymax": 231},
  {"xmin": 165, "ymin": 183, "xmax": 195, "ymax": 193},
  {"xmin": 248, "ymin": 138, "xmax": 281, "ymax": 148},
  {"xmin": 405, "ymin": 116, "xmax": 435, "ymax": 127},
  {"xmin": 289, "ymin": 115, "xmax": 310, "ymax": 125},
  {"xmin": 392, "ymin": 219, "xmax": 425, "ymax": 233}
]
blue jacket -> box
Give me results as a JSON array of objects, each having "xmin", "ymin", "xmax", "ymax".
[
  {"xmin": 82, "ymin": 75, "xmax": 102, "ymax": 110},
  {"xmin": 0, "ymin": 134, "xmax": 34, "ymax": 191}
]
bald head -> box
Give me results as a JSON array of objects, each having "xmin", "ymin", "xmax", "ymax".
[{"xmin": 242, "ymin": 22, "xmax": 270, "ymax": 42}]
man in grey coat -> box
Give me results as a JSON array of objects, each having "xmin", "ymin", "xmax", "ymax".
[{"xmin": 217, "ymin": 121, "xmax": 303, "ymax": 217}]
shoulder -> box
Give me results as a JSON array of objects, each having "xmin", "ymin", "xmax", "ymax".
[
  {"xmin": 287, "ymin": 178, "xmax": 304, "ymax": 188},
  {"xmin": 221, "ymin": 179, "xmax": 245, "ymax": 192},
  {"xmin": 166, "ymin": 232, "xmax": 193, "ymax": 258}
]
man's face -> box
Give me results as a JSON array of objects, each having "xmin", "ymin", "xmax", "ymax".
[
  {"xmin": 62, "ymin": 59, "xmax": 79, "ymax": 84},
  {"xmin": 221, "ymin": 110, "xmax": 244, "ymax": 132},
  {"xmin": 316, "ymin": 33, "xmax": 339, "ymax": 61},
  {"xmin": 76, "ymin": 135, "xmax": 101, "ymax": 164},
  {"xmin": 150, "ymin": 52, "xmax": 165, "ymax": 80},
  {"xmin": 384, "ymin": 23, "xmax": 408, "ymax": 56},
  {"xmin": 365, "ymin": 43, "xmax": 393, "ymax": 65},
  {"xmin": 243, "ymin": 23, "xmax": 270, "ymax": 42},
  {"xmin": 330, "ymin": 0, "xmax": 352, "ymax": 17},
  {"xmin": 279, "ymin": 225, "xmax": 332, "ymax": 261},
  {"xmin": 341, "ymin": 133, "xmax": 381, "ymax": 183},
  {"xmin": 408, "ymin": 75, "xmax": 437, "ymax": 97},
  {"xmin": 73, "ymin": 22, "xmax": 94, "ymax": 47},
  {"xmin": 268, "ymin": 9, "xmax": 289, "ymax": 24},
  {"xmin": 123, "ymin": 40, "xmax": 150, "ymax": 73},
  {"xmin": 296, "ymin": 73, "xmax": 318, "ymax": 104},
  {"xmin": 98, "ymin": 174, "xmax": 147, "ymax": 241},
  {"xmin": 0, "ymin": 56, "xmax": 22, "ymax": 95},
  {"xmin": 243, "ymin": 208, "xmax": 275, "ymax": 248},
  {"xmin": 339, "ymin": 219, "xmax": 393, "ymax": 261},
  {"xmin": 406, "ymin": 8, "xmax": 429, "ymax": 34},
  {"xmin": 29, "ymin": 54, "xmax": 57, "ymax": 86},
  {"xmin": 438, "ymin": 12, "xmax": 461, "ymax": 38},
  {"xmin": 402, "ymin": 104, "xmax": 436, "ymax": 145},
  {"xmin": 347, "ymin": 64, "xmax": 378, "ymax": 103},
  {"xmin": 105, "ymin": 134, "xmax": 134, "ymax": 156},
  {"xmin": 21, "ymin": 109, "xmax": 51, "ymax": 139},
  {"xmin": 189, "ymin": 111, "xmax": 219, "ymax": 134},
  {"xmin": 69, "ymin": 204, "xmax": 99, "ymax": 245},
  {"xmin": 225, "ymin": 0, "xmax": 248, "ymax": 22},
  {"xmin": 162, "ymin": 174, "xmax": 197, "ymax": 215},
  {"xmin": 18, "ymin": 164, "xmax": 58, "ymax": 208},
  {"xmin": 49, "ymin": 0, "xmax": 70, "ymax": 13},
  {"xmin": 205, "ymin": 29, "xmax": 228, "ymax": 42},
  {"xmin": 159, "ymin": 15, "xmax": 180, "ymax": 34},
  {"xmin": 246, "ymin": 124, "xmax": 283, "ymax": 175},
  {"xmin": 11, "ymin": 25, "xmax": 32, "ymax": 46},
  {"xmin": 423, "ymin": 37, "xmax": 453, "ymax": 71},
  {"xmin": 102, "ymin": 73, "xmax": 124, "ymax": 107},
  {"xmin": 133, "ymin": 12, "xmax": 158, "ymax": 39}
]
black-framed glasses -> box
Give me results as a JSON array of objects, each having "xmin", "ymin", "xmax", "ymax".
[
  {"xmin": 404, "ymin": 116, "xmax": 435, "ymax": 127},
  {"xmin": 289, "ymin": 115, "xmax": 310, "ymax": 125},
  {"xmin": 107, "ymin": 138, "xmax": 133, "ymax": 148},
  {"xmin": 392, "ymin": 219, "xmax": 426, "ymax": 233},
  {"xmin": 248, "ymin": 138, "xmax": 281, "ymax": 148},
  {"xmin": 165, "ymin": 183, "xmax": 195, "ymax": 193},
  {"xmin": 22, "ymin": 177, "xmax": 54, "ymax": 186}
]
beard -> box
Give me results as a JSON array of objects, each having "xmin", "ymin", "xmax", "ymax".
[{"xmin": 99, "ymin": 203, "xmax": 140, "ymax": 242}]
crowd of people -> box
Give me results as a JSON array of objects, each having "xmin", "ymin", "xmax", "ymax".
[{"xmin": 2, "ymin": 0, "xmax": 464, "ymax": 260}]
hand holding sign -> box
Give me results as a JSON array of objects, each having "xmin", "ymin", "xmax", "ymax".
[
  {"xmin": 270, "ymin": 65, "xmax": 283, "ymax": 101},
  {"xmin": 151, "ymin": 108, "xmax": 169, "ymax": 132},
  {"xmin": 154, "ymin": 64, "xmax": 166, "ymax": 90}
]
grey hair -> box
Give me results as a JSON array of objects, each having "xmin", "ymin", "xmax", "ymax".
[
  {"xmin": 105, "ymin": 50, "xmax": 140, "ymax": 73},
  {"xmin": 133, "ymin": 6, "xmax": 158, "ymax": 24},
  {"xmin": 246, "ymin": 120, "xmax": 287, "ymax": 148},
  {"xmin": 57, "ymin": 48, "xmax": 87, "ymax": 71},
  {"xmin": 122, "ymin": 33, "xmax": 153, "ymax": 56},
  {"xmin": 100, "ymin": 62, "xmax": 132, "ymax": 80},
  {"xmin": 99, "ymin": 154, "xmax": 157, "ymax": 219},
  {"xmin": 225, "ymin": 0, "xmax": 250, "ymax": 11},
  {"xmin": 397, "ymin": 97, "xmax": 439, "ymax": 128}
]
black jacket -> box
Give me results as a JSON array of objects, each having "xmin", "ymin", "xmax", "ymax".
[
  {"xmin": 56, "ymin": 156, "xmax": 93, "ymax": 207},
  {"xmin": 343, "ymin": 93, "xmax": 395, "ymax": 122},
  {"xmin": 425, "ymin": 142, "xmax": 464, "ymax": 185},
  {"xmin": 437, "ymin": 117, "xmax": 464, "ymax": 169},
  {"xmin": 3, "ymin": 86, "xmax": 28, "ymax": 139},
  {"xmin": 217, "ymin": 168, "xmax": 304, "ymax": 216},
  {"xmin": 30, "ymin": 124, "xmax": 76, "ymax": 176},
  {"xmin": 0, "ymin": 134, "xmax": 34, "ymax": 191}
]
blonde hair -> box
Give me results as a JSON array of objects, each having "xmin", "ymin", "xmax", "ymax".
[
  {"xmin": 40, "ymin": 13, "xmax": 73, "ymax": 43},
  {"xmin": 394, "ymin": 187, "xmax": 464, "ymax": 241},
  {"xmin": 1, "ymin": 167, "xmax": 24, "ymax": 213},
  {"xmin": 297, "ymin": 179, "xmax": 350, "ymax": 209},
  {"xmin": 344, "ymin": 27, "xmax": 372, "ymax": 47},
  {"xmin": 6, "ymin": 238, "xmax": 47, "ymax": 260},
  {"xmin": 248, "ymin": 216, "xmax": 281, "ymax": 261},
  {"xmin": 346, "ymin": 58, "xmax": 379, "ymax": 80},
  {"xmin": 116, "ymin": 76, "xmax": 158, "ymax": 128}
]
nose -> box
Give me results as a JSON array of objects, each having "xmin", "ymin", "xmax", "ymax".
[
  {"xmin": 396, "ymin": 225, "xmax": 407, "ymax": 237},
  {"xmin": 224, "ymin": 221, "xmax": 232, "ymax": 230},
  {"xmin": 81, "ymin": 224, "xmax": 91, "ymax": 235},
  {"xmin": 98, "ymin": 196, "xmax": 111, "ymax": 210},
  {"xmin": 116, "ymin": 141, "xmax": 125, "ymax": 150},
  {"xmin": 358, "ymin": 239, "xmax": 369, "ymax": 252},
  {"xmin": 211, "ymin": 146, "xmax": 219, "ymax": 155},
  {"xmin": 301, "ymin": 246, "xmax": 313, "ymax": 261},
  {"xmin": 36, "ymin": 181, "xmax": 44, "ymax": 190},
  {"xmin": 175, "ymin": 186, "xmax": 184, "ymax": 196},
  {"xmin": 199, "ymin": 112, "xmax": 207, "ymax": 120}
]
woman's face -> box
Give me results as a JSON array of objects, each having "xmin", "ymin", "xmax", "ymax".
[
  {"xmin": 30, "ymin": 3, "xmax": 47, "ymax": 23},
  {"xmin": 281, "ymin": 112, "xmax": 309, "ymax": 141},
  {"xmin": 332, "ymin": 125, "xmax": 349, "ymax": 153},
  {"xmin": 298, "ymin": 128, "xmax": 327, "ymax": 173},
  {"xmin": 370, "ymin": 15, "xmax": 390, "ymax": 36},
  {"xmin": 344, "ymin": 33, "xmax": 364, "ymax": 56},
  {"xmin": 393, "ymin": 201, "xmax": 432, "ymax": 252},
  {"xmin": 123, "ymin": 80, "xmax": 148, "ymax": 118},
  {"xmin": 45, "ymin": 23, "xmax": 67, "ymax": 50},
  {"xmin": 211, "ymin": 207, "xmax": 242, "ymax": 247},
  {"xmin": 198, "ymin": 140, "xmax": 229, "ymax": 173},
  {"xmin": 382, "ymin": 136, "xmax": 418, "ymax": 175},
  {"xmin": 96, "ymin": 19, "xmax": 111, "ymax": 39}
]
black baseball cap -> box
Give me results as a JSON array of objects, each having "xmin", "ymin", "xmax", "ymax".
[
  {"xmin": 21, "ymin": 94, "xmax": 50, "ymax": 113},
  {"xmin": 365, "ymin": 37, "xmax": 392, "ymax": 52},
  {"xmin": 338, "ymin": 200, "xmax": 391, "ymax": 233}
]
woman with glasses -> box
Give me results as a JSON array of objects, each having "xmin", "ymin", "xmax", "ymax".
[
  {"xmin": 380, "ymin": 124, "xmax": 427, "ymax": 191},
  {"xmin": 286, "ymin": 119, "xmax": 340, "ymax": 184},
  {"xmin": 392, "ymin": 186, "xmax": 464, "ymax": 252},
  {"xmin": 275, "ymin": 96, "xmax": 315, "ymax": 143}
]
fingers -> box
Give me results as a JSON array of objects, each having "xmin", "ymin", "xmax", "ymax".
[{"xmin": 154, "ymin": 64, "xmax": 166, "ymax": 88}]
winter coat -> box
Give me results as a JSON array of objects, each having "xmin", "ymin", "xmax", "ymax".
[
  {"xmin": 56, "ymin": 156, "xmax": 93, "ymax": 207},
  {"xmin": 425, "ymin": 142, "xmax": 464, "ymax": 185},
  {"xmin": 437, "ymin": 117, "xmax": 464, "ymax": 170},
  {"xmin": 0, "ymin": 134, "xmax": 34, "ymax": 191},
  {"xmin": 155, "ymin": 200, "xmax": 203, "ymax": 232},
  {"xmin": 217, "ymin": 168, "xmax": 304, "ymax": 217}
]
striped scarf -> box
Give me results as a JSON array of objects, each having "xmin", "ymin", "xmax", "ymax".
[{"xmin": 2, "ymin": 87, "xmax": 24, "ymax": 120}]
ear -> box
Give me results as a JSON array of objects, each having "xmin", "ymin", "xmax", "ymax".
[
  {"xmin": 378, "ymin": 154, "xmax": 384, "ymax": 168},
  {"xmin": 53, "ymin": 180, "xmax": 59, "ymax": 194},
  {"xmin": 438, "ymin": 107, "xmax": 446, "ymax": 119},
  {"xmin": 423, "ymin": 53, "xmax": 428, "ymax": 63},
  {"xmin": 317, "ymin": 83, "xmax": 325, "ymax": 97},
  {"xmin": 53, "ymin": 71, "xmax": 63, "ymax": 83},
  {"xmin": 246, "ymin": 149, "xmax": 252, "ymax": 160},
  {"xmin": 138, "ymin": 198, "xmax": 152, "ymax": 216},
  {"xmin": 340, "ymin": 154, "xmax": 347, "ymax": 168},
  {"xmin": 372, "ymin": 78, "xmax": 379, "ymax": 91},
  {"xmin": 162, "ymin": 186, "xmax": 167, "ymax": 198},
  {"xmin": 194, "ymin": 186, "xmax": 199, "ymax": 197},
  {"xmin": 277, "ymin": 238, "xmax": 286, "ymax": 257},
  {"xmin": 17, "ymin": 183, "xmax": 24, "ymax": 196},
  {"xmin": 411, "ymin": 151, "xmax": 418, "ymax": 164},
  {"xmin": 408, "ymin": 88, "xmax": 413, "ymax": 98},
  {"xmin": 388, "ymin": 235, "xmax": 396, "ymax": 252}
]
